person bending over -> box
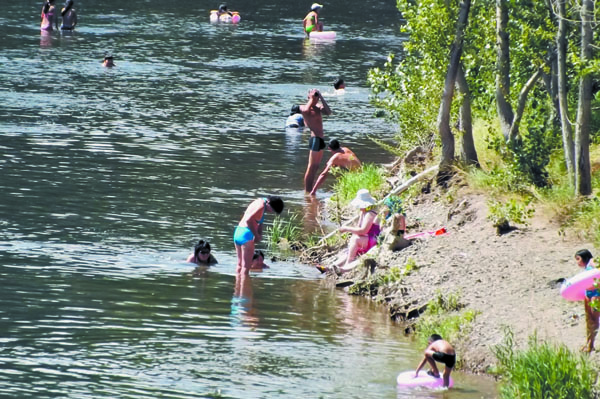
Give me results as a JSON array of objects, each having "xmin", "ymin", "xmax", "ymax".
[
  {"xmin": 310, "ymin": 139, "xmax": 360, "ymax": 195},
  {"xmin": 234, "ymin": 196, "xmax": 284, "ymax": 275},
  {"xmin": 415, "ymin": 334, "xmax": 456, "ymax": 388}
]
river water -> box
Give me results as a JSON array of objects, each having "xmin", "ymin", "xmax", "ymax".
[{"xmin": 0, "ymin": 0, "xmax": 497, "ymax": 397}]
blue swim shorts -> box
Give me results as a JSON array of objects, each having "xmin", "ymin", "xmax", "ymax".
[{"xmin": 233, "ymin": 226, "xmax": 254, "ymax": 246}]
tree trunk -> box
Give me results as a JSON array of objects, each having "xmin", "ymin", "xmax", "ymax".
[
  {"xmin": 575, "ymin": 0, "xmax": 593, "ymax": 195},
  {"xmin": 495, "ymin": 0, "xmax": 514, "ymax": 141},
  {"xmin": 556, "ymin": 0, "xmax": 575, "ymax": 185},
  {"xmin": 508, "ymin": 69, "xmax": 542, "ymax": 142},
  {"xmin": 437, "ymin": 0, "xmax": 471, "ymax": 178},
  {"xmin": 455, "ymin": 63, "xmax": 479, "ymax": 166}
]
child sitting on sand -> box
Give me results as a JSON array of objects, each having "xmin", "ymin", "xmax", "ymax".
[{"xmin": 415, "ymin": 334, "xmax": 455, "ymax": 388}]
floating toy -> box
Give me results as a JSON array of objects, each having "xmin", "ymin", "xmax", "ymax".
[
  {"xmin": 396, "ymin": 371, "xmax": 453, "ymax": 389},
  {"xmin": 560, "ymin": 268, "xmax": 600, "ymax": 301},
  {"xmin": 308, "ymin": 31, "xmax": 336, "ymax": 40},
  {"xmin": 210, "ymin": 10, "xmax": 241, "ymax": 24}
]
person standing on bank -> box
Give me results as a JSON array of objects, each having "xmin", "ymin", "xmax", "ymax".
[
  {"xmin": 575, "ymin": 249, "xmax": 599, "ymax": 353},
  {"xmin": 300, "ymin": 88, "xmax": 332, "ymax": 193},
  {"xmin": 233, "ymin": 196, "xmax": 284, "ymax": 275}
]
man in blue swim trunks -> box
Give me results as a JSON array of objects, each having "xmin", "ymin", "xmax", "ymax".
[{"xmin": 300, "ymin": 88, "xmax": 332, "ymax": 193}]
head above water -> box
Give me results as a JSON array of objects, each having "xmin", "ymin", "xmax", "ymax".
[
  {"xmin": 194, "ymin": 239, "xmax": 212, "ymax": 260},
  {"xmin": 290, "ymin": 104, "xmax": 301, "ymax": 115},
  {"xmin": 328, "ymin": 139, "xmax": 340, "ymax": 151},
  {"xmin": 333, "ymin": 78, "xmax": 345, "ymax": 90},
  {"xmin": 267, "ymin": 195, "xmax": 284, "ymax": 214},
  {"xmin": 575, "ymin": 249, "xmax": 593, "ymax": 265},
  {"xmin": 311, "ymin": 3, "xmax": 323, "ymax": 11},
  {"xmin": 219, "ymin": 4, "xmax": 228, "ymax": 12},
  {"xmin": 61, "ymin": 0, "xmax": 73, "ymax": 16},
  {"xmin": 252, "ymin": 249, "xmax": 265, "ymax": 261},
  {"xmin": 429, "ymin": 334, "xmax": 443, "ymax": 343}
]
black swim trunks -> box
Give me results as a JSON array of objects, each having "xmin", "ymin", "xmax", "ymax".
[
  {"xmin": 308, "ymin": 136, "xmax": 326, "ymax": 151},
  {"xmin": 432, "ymin": 352, "xmax": 456, "ymax": 369}
]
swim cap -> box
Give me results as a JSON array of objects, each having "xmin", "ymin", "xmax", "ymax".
[{"xmin": 311, "ymin": 3, "xmax": 323, "ymax": 10}]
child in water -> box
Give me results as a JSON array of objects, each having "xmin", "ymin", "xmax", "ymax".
[
  {"xmin": 575, "ymin": 249, "xmax": 599, "ymax": 352},
  {"xmin": 415, "ymin": 334, "xmax": 456, "ymax": 388},
  {"xmin": 187, "ymin": 239, "xmax": 218, "ymax": 266},
  {"xmin": 250, "ymin": 250, "xmax": 269, "ymax": 270}
]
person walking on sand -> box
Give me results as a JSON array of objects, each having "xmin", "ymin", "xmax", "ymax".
[
  {"xmin": 60, "ymin": 0, "xmax": 77, "ymax": 31},
  {"xmin": 310, "ymin": 139, "xmax": 360, "ymax": 195},
  {"xmin": 303, "ymin": 3, "xmax": 324, "ymax": 37},
  {"xmin": 415, "ymin": 334, "xmax": 456, "ymax": 388},
  {"xmin": 234, "ymin": 196, "xmax": 284, "ymax": 275},
  {"xmin": 575, "ymin": 249, "xmax": 599, "ymax": 353},
  {"xmin": 301, "ymin": 88, "xmax": 332, "ymax": 193}
]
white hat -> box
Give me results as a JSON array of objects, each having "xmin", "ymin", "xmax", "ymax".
[
  {"xmin": 311, "ymin": 3, "xmax": 323, "ymax": 10},
  {"xmin": 350, "ymin": 189, "xmax": 376, "ymax": 209}
]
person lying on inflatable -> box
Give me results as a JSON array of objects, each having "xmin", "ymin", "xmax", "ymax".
[{"xmin": 303, "ymin": 3, "xmax": 324, "ymax": 37}]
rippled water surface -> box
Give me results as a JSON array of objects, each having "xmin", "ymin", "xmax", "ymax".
[{"xmin": 0, "ymin": 0, "xmax": 496, "ymax": 397}]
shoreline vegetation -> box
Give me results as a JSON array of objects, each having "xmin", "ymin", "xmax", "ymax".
[
  {"xmin": 268, "ymin": 141, "xmax": 600, "ymax": 397},
  {"xmin": 272, "ymin": 0, "xmax": 599, "ymax": 395}
]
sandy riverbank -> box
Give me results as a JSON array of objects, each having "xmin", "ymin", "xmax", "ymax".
[{"xmin": 306, "ymin": 172, "xmax": 598, "ymax": 376}]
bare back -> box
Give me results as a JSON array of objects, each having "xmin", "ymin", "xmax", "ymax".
[{"xmin": 330, "ymin": 147, "xmax": 361, "ymax": 170}]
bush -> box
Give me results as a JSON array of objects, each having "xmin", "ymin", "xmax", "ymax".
[
  {"xmin": 414, "ymin": 291, "xmax": 478, "ymax": 348},
  {"xmin": 331, "ymin": 163, "xmax": 387, "ymax": 205},
  {"xmin": 492, "ymin": 328, "xmax": 595, "ymax": 399},
  {"xmin": 487, "ymin": 198, "xmax": 534, "ymax": 234}
]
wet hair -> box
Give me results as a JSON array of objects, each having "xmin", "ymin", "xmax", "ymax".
[
  {"xmin": 61, "ymin": 0, "xmax": 73, "ymax": 16},
  {"xmin": 194, "ymin": 239, "xmax": 211, "ymax": 259},
  {"xmin": 267, "ymin": 195, "xmax": 284, "ymax": 214},
  {"xmin": 218, "ymin": 4, "xmax": 228, "ymax": 12},
  {"xmin": 104, "ymin": 55, "xmax": 114, "ymax": 61},
  {"xmin": 328, "ymin": 139, "xmax": 340, "ymax": 151},
  {"xmin": 290, "ymin": 105, "xmax": 301, "ymax": 115},
  {"xmin": 429, "ymin": 334, "xmax": 443, "ymax": 342},
  {"xmin": 333, "ymin": 78, "xmax": 345, "ymax": 90},
  {"xmin": 42, "ymin": 0, "xmax": 52, "ymax": 14},
  {"xmin": 576, "ymin": 249, "xmax": 593, "ymax": 264},
  {"xmin": 253, "ymin": 250, "xmax": 265, "ymax": 261}
]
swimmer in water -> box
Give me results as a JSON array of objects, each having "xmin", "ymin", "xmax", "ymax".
[
  {"xmin": 233, "ymin": 196, "xmax": 284, "ymax": 275},
  {"xmin": 60, "ymin": 0, "xmax": 77, "ymax": 30},
  {"xmin": 40, "ymin": 0, "xmax": 58, "ymax": 31},
  {"xmin": 250, "ymin": 250, "xmax": 269, "ymax": 270},
  {"xmin": 285, "ymin": 105, "xmax": 305, "ymax": 129},
  {"xmin": 333, "ymin": 78, "xmax": 346, "ymax": 95},
  {"xmin": 102, "ymin": 55, "xmax": 115, "ymax": 67},
  {"xmin": 186, "ymin": 239, "xmax": 218, "ymax": 266}
]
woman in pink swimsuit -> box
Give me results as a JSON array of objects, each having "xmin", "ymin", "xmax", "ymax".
[{"xmin": 40, "ymin": 0, "xmax": 58, "ymax": 31}]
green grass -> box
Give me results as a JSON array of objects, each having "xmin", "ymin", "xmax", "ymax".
[
  {"xmin": 492, "ymin": 328, "xmax": 596, "ymax": 399},
  {"xmin": 414, "ymin": 291, "xmax": 478, "ymax": 348},
  {"xmin": 266, "ymin": 212, "xmax": 302, "ymax": 251},
  {"xmin": 331, "ymin": 163, "xmax": 387, "ymax": 205}
]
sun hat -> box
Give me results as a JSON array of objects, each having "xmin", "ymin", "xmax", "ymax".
[
  {"xmin": 311, "ymin": 3, "xmax": 323, "ymax": 11},
  {"xmin": 350, "ymin": 189, "xmax": 376, "ymax": 209}
]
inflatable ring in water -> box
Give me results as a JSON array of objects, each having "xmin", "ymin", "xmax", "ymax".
[
  {"xmin": 309, "ymin": 31, "xmax": 336, "ymax": 40},
  {"xmin": 396, "ymin": 371, "xmax": 454, "ymax": 389},
  {"xmin": 209, "ymin": 10, "xmax": 241, "ymax": 24}
]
